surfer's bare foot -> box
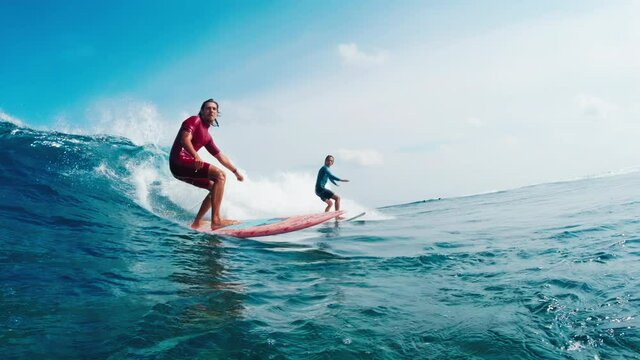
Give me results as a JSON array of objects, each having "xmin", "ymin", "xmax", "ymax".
[
  {"xmin": 190, "ymin": 220, "xmax": 207, "ymax": 229},
  {"xmin": 336, "ymin": 216, "xmax": 346, "ymax": 220},
  {"xmin": 211, "ymin": 219, "xmax": 239, "ymax": 230}
]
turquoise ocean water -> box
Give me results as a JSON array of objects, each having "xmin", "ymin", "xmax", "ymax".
[{"xmin": 1, "ymin": 120, "xmax": 639, "ymax": 359}]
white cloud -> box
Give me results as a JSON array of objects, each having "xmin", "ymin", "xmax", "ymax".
[
  {"xmin": 466, "ymin": 117, "xmax": 484, "ymax": 128},
  {"xmin": 227, "ymin": 2, "xmax": 640, "ymax": 206},
  {"xmin": 575, "ymin": 94, "xmax": 615, "ymax": 119},
  {"xmin": 336, "ymin": 148, "xmax": 384, "ymax": 167},
  {"xmin": 338, "ymin": 43, "xmax": 388, "ymax": 66},
  {"xmin": 504, "ymin": 135, "xmax": 520, "ymax": 146},
  {"xmin": 73, "ymin": 1, "xmax": 638, "ymax": 208}
]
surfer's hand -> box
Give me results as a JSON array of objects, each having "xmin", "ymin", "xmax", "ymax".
[
  {"xmin": 233, "ymin": 169, "xmax": 244, "ymax": 182},
  {"xmin": 342, "ymin": 179, "xmax": 350, "ymax": 182},
  {"xmin": 194, "ymin": 155, "xmax": 204, "ymax": 170}
]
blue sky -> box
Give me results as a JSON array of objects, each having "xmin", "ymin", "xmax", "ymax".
[
  {"xmin": 2, "ymin": 1, "xmax": 639, "ymax": 208},
  {"xmin": 1, "ymin": 0, "xmax": 571, "ymax": 124},
  {"xmin": 1, "ymin": 0, "xmax": 390, "ymax": 123}
]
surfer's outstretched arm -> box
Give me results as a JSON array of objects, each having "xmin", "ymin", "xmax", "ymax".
[{"xmin": 214, "ymin": 152, "xmax": 244, "ymax": 182}]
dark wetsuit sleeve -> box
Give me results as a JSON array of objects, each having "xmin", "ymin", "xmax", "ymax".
[
  {"xmin": 205, "ymin": 139, "xmax": 220, "ymax": 157},
  {"xmin": 327, "ymin": 169, "xmax": 341, "ymax": 185}
]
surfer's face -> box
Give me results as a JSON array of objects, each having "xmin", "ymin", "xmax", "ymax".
[
  {"xmin": 325, "ymin": 157, "xmax": 334, "ymax": 166},
  {"xmin": 200, "ymin": 102, "xmax": 218, "ymax": 125}
]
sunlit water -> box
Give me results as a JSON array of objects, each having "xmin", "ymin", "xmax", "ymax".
[{"xmin": 1, "ymin": 120, "xmax": 639, "ymax": 359}]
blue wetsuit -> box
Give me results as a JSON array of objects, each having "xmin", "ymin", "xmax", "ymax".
[{"xmin": 315, "ymin": 165, "xmax": 341, "ymax": 200}]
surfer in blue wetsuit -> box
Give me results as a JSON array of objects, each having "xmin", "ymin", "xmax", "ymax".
[{"xmin": 315, "ymin": 155, "xmax": 349, "ymax": 213}]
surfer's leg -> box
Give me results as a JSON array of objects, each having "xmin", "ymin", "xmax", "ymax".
[
  {"xmin": 331, "ymin": 194, "xmax": 345, "ymax": 219},
  {"xmin": 172, "ymin": 159, "xmax": 216, "ymax": 229},
  {"xmin": 319, "ymin": 188, "xmax": 335, "ymax": 212},
  {"xmin": 332, "ymin": 194, "xmax": 341, "ymax": 211},
  {"xmin": 207, "ymin": 165, "xmax": 238, "ymax": 229},
  {"xmin": 191, "ymin": 191, "xmax": 213, "ymax": 229},
  {"xmin": 324, "ymin": 199, "xmax": 333, "ymax": 212},
  {"xmin": 208, "ymin": 165, "xmax": 226, "ymax": 225}
]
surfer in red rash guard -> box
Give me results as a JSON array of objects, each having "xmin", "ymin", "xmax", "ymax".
[{"xmin": 169, "ymin": 98, "xmax": 243, "ymax": 230}]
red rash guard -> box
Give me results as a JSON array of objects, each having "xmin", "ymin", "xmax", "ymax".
[{"xmin": 169, "ymin": 115, "xmax": 221, "ymax": 189}]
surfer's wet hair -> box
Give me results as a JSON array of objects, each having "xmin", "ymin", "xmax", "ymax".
[
  {"xmin": 200, "ymin": 98, "xmax": 218, "ymax": 110},
  {"xmin": 325, "ymin": 155, "xmax": 334, "ymax": 162}
]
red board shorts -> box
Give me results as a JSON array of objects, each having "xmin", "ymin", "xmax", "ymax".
[{"xmin": 170, "ymin": 159, "xmax": 212, "ymax": 190}]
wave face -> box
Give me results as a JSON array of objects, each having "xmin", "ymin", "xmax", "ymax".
[{"xmin": 2, "ymin": 120, "xmax": 640, "ymax": 359}]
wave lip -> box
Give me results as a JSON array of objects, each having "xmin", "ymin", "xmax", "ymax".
[{"xmin": 3, "ymin": 119, "xmax": 640, "ymax": 358}]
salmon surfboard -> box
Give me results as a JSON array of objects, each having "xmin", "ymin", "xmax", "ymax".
[{"xmin": 195, "ymin": 210, "xmax": 345, "ymax": 238}]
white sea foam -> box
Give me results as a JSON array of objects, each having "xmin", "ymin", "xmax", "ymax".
[
  {"xmin": 0, "ymin": 110, "xmax": 24, "ymax": 126},
  {"xmin": 56, "ymin": 98, "xmax": 383, "ymax": 220},
  {"xmin": 89, "ymin": 99, "xmax": 172, "ymax": 146},
  {"xmin": 122, "ymin": 149, "xmax": 386, "ymax": 221},
  {"xmin": 126, "ymin": 161, "xmax": 160, "ymax": 211},
  {"xmin": 49, "ymin": 98, "xmax": 173, "ymax": 147},
  {"xmin": 95, "ymin": 162, "xmax": 118, "ymax": 179}
]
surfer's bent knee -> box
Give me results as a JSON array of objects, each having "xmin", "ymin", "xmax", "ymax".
[{"xmin": 208, "ymin": 167, "xmax": 226, "ymax": 183}]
